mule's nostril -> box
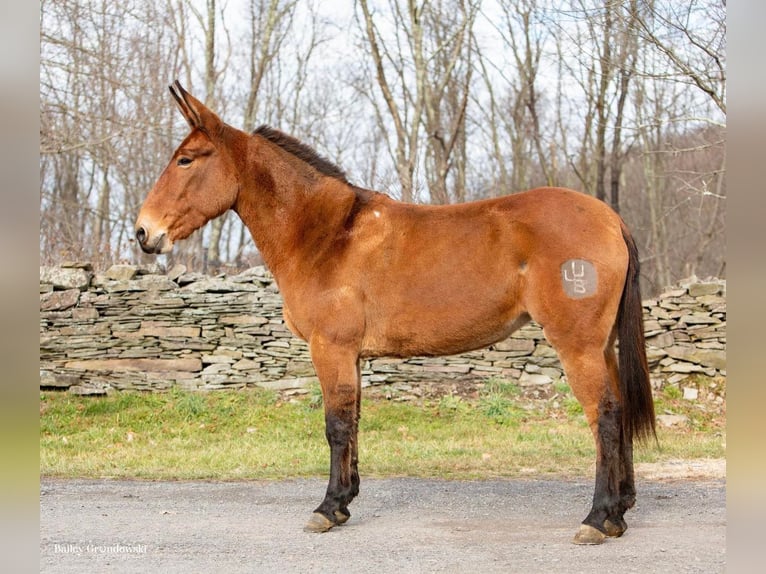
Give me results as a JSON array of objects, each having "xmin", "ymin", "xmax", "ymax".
[{"xmin": 136, "ymin": 226, "xmax": 147, "ymax": 244}]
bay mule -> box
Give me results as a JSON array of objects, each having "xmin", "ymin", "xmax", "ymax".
[{"xmin": 136, "ymin": 82, "xmax": 655, "ymax": 544}]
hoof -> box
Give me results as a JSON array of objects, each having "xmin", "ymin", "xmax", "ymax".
[
  {"xmin": 572, "ymin": 524, "xmax": 607, "ymax": 545},
  {"xmin": 334, "ymin": 509, "xmax": 350, "ymax": 525},
  {"xmin": 604, "ymin": 518, "xmax": 626, "ymax": 538},
  {"xmin": 304, "ymin": 512, "xmax": 335, "ymax": 533}
]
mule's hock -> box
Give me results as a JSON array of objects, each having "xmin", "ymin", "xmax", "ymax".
[{"xmin": 40, "ymin": 263, "xmax": 726, "ymax": 395}]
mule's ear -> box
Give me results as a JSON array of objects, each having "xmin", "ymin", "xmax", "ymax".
[{"xmin": 168, "ymin": 81, "xmax": 222, "ymax": 134}]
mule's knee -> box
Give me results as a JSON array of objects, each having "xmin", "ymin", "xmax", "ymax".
[{"xmin": 325, "ymin": 411, "xmax": 354, "ymax": 445}]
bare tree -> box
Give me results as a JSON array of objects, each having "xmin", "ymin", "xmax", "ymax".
[
  {"xmin": 355, "ymin": 0, "xmax": 478, "ymax": 203},
  {"xmin": 185, "ymin": 0, "xmax": 233, "ymax": 270},
  {"xmin": 503, "ymin": 0, "xmax": 555, "ymax": 188},
  {"xmin": 356, "ymin": 0, "xmax": 422, "ymax": 202},
  {"xmin": 40, "ymin": 0, "xmax": 178, "ymax": 266},
  {"xmin": 635, "ymin": 0, "xmax": 726, "ymax": 115},
  {"xmin": 476, "ymin": 0, "xmax": 556, "ymax": 194},
  {"xmin": 418, "ymin": 0, "xmax": 478, "ymax": 204},
  {"xmin": 560, "ymin": 0, "xmax": 642, "ymax": 211},
  {"xmin": 242, "ymin": 0, "xmax": 299, "ymax": 130}
]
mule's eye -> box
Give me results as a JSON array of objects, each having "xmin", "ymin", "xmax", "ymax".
[{"xmin": 177, "ymin": 157, "xmax": 193, "ymax": 167}]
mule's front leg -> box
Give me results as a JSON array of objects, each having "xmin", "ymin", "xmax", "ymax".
[{"xmin": 304, "ymin": 337, "xmax": 361, "ymax": 533}]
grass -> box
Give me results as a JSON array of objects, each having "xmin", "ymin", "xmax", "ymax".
[{"xmin": 40, "ymin": 378, "xmax": 725, "ymax": 481}]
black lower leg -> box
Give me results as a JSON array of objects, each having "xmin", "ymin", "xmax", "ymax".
[
  {"xmin": 314, "ymin": 412, "xmax": 359, "ymax": 523},
  {"xmin": 605, "ymin": 425, "xmax": 635, "ymax": 535},
  {"xmin": 584, "ymin": 394, "xmax": 624, "ymax": 533}
]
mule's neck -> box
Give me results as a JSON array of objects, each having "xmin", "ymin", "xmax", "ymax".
[{"xmin": 232, "ymin": 132, "xmax": 358, "ymax": 280}]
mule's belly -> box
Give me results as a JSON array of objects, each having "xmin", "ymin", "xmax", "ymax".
[
  {"xmin": 361, "ymin": 313, "xmax": 531, "ymax": 358},
  {"xmin": 359, "ymin": 281, "xmax": 529, "ymax": 358}
]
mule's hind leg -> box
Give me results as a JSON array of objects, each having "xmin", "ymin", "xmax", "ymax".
[
  {"xmin": 304, "ymin": 336, "xmax": 362, "ymax": 533},
  {"xmin": 603, "ymin": 344, "xmax": 635, "ymax": 538},
  {"xmin": 555, "ymin": 343, "xmax": 626, "ymax": 545}
]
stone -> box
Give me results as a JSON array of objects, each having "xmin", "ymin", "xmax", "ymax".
[
  {"xmin": 232, "ymin": 358, "xmax": 262, "ymax": 371},
  {"xmin": 257, "ymin": 376, "xmax": 319, "ymax": 391},
  {"xmin": 40, "ymin": 289, "xmax": 80, "ymax": 311},
  {"xmin": 657, "ymin": 414, "xmax": 688, "ymax": 428},
  {"xmin": 493, "ymin": 338, "xmax": 535, "ymax": 353},
  {"xmin": 667, "ymin": 373, "xmax": 689, "ymax": 385},
  {"xmin": 104, "ymin": 276, "xmax": 177, "ymax": 292},
  {"xmin": 686, "ymin": 326, "xmax": 723, "ymax": 341},
  {"xmin": 60, "ymin": 323, "xmax": 111, "ymax": 336},
  {"xmin": 286, "ymin": 360, "xmax": 315, "ymax": 377},
  {"xmin": 679, "ymin": 313, "xmax": 720, "ymax": 325},
  {"xmin": 71, "ymin": 307, "xmax": 99, "ymax": 321},
  {"xmin": 540, "ymin": 367, "xmax": 564, "ymax": 379},
  {"xmin": 69, "ymin": 385, "xmax": 109, "ymax": 396},
  {"xmin": 264, "ymin": 340, "xmax": 291, "ymax": 349},
  {"xmin": 646, "ymin": 332, "xmax": 674, "ymax": 349},
  {"xmin": 177, "ymin": 272, "xmax": 206, "ymax": 285},
  {"xmin": 532, "ymin": 345, "xmax": 557, "ymax": 358},
  {"xmin": 696, "ymin": 294, "xmax": 725, "ymax": 307},
  {"xmin": 136, "ymin": 276, "xmax": 177, "ymax": 290},
  {"xmin": 664, "ymin": 345, "xmax": 726, "ymax": 371},
  {"xmin": 230, "ymin": 267, "xmax": 273, "ymax": 283},
  {"xmin": 136, "ymin": 322, "xmax": 201, "ymax": 339},
  {"xmin": 219, "ymin": 315, "xmax": 269, "ymax": 326},
  {"xmin": 103, "ymin": 280, "xmax": 142, "ymax": 293},
  {"xmin": 64, "ymin": 358, "xmax": 202, "ymax": 372},
  {"xmin": 136, "ymin": 263, "xmax": 166, "ymax": 275},
  {"xmin": 421, "ymin": 364, "xmax": 471, "ymax": 374},
  {"xmin": 697, "ymin": 341, "xmax": 725, "ymax": 350},
  {"xmin": 105, "ymin": 264, "xmax": 138, "ymax": 281},
  {"xmin": 213, "ymin": 348, "xmax": 243, "ymax": 359},
  {"xmin": 519, "ymin": 372, "xmax": 553, "ymax": 386},
  {"xmin": 40, "ymin": 266, "xmax": 92, "ymax": 290},
  {"xmin": 202, "ymin": 363, "xmax": 231, "ymax": 374},
  {"xmin": 683, "ymin": 387, "xmax": 699, "ymax": 400},
  {"xmin": 182, "ymin": 279, "xmax": 259, "ymax": 293},
  {"xmin": 60, "ymin": 261, "xmax": 93, "ymax": 271},
  {"xmin": 650, "ymin": 307, "xmax": 672, "ymax": 320},
  {"xmin": 662, "ymin": 362, "xmax": 707, "ymax": 374},
  {"xmin": 167, "ymin": 264, "xmax": 187, "ymax": 281},
  {"xmin": 660, "ymin": 288, "xmax": 687, "ymax": 299},
  {"xmin": 687, "ymin": 282, "xmax": 722, "ymax": 297},
  {"xmin": 40, "ymin": 370, "xmax": 80, "ymax": 388},
  {"xmin": 202, "ymin": 354, "xmax": 235, "ymax": 364},
  {"xmin": 642, "ymin": 320, "xmax": 664, "ymax": 336}
]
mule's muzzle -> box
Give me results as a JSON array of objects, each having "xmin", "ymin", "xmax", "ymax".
[{"xmin": 135, "ymin": 225, "xmax": 170, "ymax": 254}]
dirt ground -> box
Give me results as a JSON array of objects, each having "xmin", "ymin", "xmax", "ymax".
[
  {"xmin": 40, "ymin": 469, "xmax": 725, "ymax": 573},
  {"xmin": 41, "ymin": 379, "xmax": 726, "ymax": 572}
]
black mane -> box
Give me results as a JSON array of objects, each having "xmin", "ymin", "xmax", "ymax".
[{"xmin": 253, "ymin": 125, "xmax": 349, "ymax": 184}]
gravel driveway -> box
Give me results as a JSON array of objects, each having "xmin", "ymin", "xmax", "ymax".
[{"xmin": 40, "ymin": 473, "xmax": 725, "ymax": 573}]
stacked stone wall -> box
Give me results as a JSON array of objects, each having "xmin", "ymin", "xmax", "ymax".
[{"xmin": 40, "ymin": 263, "xmax": 725, "ymax": 395}]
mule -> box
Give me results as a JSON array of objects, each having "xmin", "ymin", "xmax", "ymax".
[{"xmin": 136, "ymin": 82, "xmax": 655, "ymax": 544}]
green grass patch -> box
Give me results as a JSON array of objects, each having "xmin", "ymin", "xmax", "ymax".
[{"xmin": 40, "ymin": 383, "xmax": 725, "ymax": 481}]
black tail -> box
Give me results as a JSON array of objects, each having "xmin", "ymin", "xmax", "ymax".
[{"xmin": 617, "ymin": 224, "xmax": 656, "ymax": 444}]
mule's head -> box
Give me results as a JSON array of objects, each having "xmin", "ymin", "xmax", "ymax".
[{"xmin": 135, "ymin": 81, "xmax": 241, "ymax": 254}]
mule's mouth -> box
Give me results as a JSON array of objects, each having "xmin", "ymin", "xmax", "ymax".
[{"xmin": 135, "ymin": 226, "xmax": 173, "ymax": 254}]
